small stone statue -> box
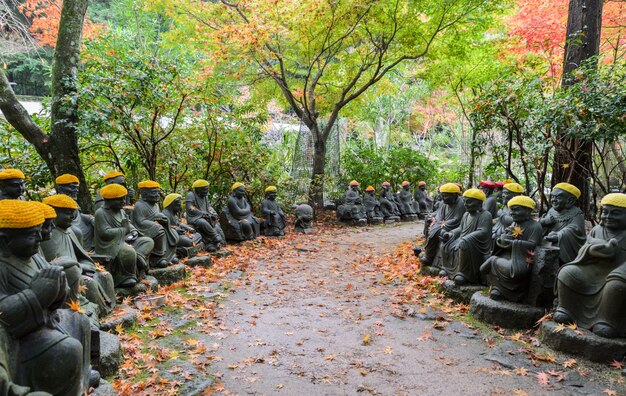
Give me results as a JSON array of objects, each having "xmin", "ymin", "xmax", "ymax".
[
  {"xmin": 397, "ymin": 181, "xmax": 418, "ymax": 221},
  {"xmin": 261, "ymin": 186, "xmax": 287, "ymax": 236},
  {"xmin": 132, "ymin": 180, "xmax": 178, "ymax": 267},
  {"xmin": 363, "ymin": 186, "xmax": 384, "ymax": 225},
  {"xmin": 414, "ymin": 181, "xmax": 433, "ymax": 219},
  {"xmin": 55, "ymin": 174, "xmax": 95, "ymax": 251},
  {"xmin": 379, "ymin": 182, "xmax": 401, "ymax": 222},
  {"xmin": 93, "ymin": 171, "xmax": 134, "ymax": 212},
  {"xmin": 539, "ymin": 182, "xmax": 586, "ymax": 265},
  {"xmin": 480, "ymin": 195, "xmax": 542, "ymax": 302},
  {"xmin": 186, "ymin": 179, "xmax": 226, "ymax": 251},
  {"xmin": 492, "ymin": 182, "xmax": 525, "ymax": 252},
  {"xmin": 479, "ymin": 180, "xmax": 498, "ymax": 219},
  {"xmin": 554, "ymin": 193, "xmax": 626, "ymax": 338},
  {"xmin": 336, "ymin": 181, "xmax": 367, "ymax": 225},
  {"xmin": 494, "ymin": 181, "xmax": 505, "ymax": 205},
  {"xmin": 220, "ymin": 182, "xmax": 261, "ymax": 241},
  {"xmin": 162, "ymin": 193, "xmax": 202, "ymax": 257},
  {"xmin": 94, "ymin": 184, "xmax": 154, "ymax": 288},
  {"xmin": 0, "ymin": 168, "xmax": 25, "ymax": 200},
  {"xmin": 41, "ymin": 194, "xmax": 116, "ymax": 317},
  {"xmin": 294, "ymin": 203, "xmax": 314, "ymax": 234},
  {"xmin": 0, "ymin": 199, "xmax": 94, "ymax": 395},
  {"xmin": 420, "ymin": 183, "xmax": 466, "ymax": 268},
  {"xmin": 440, "ymin": 188, "xmax": 493, "ymax": 285}
]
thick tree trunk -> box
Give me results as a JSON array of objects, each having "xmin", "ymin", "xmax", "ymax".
[
  {"xmin": 552, "ymin": 0, "xmax": 603, "ymax": 220},
  {"xmin": 309, "ymin": 138, "xmax": 327, "ymax": 210}
]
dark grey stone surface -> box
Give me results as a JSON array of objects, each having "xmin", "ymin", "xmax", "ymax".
[
  {"xmin": 441, "ymin": 280, "xmax": 487, "ymax": 304},
  {"xmin": 98, "ymin": 331, "xmax": 122, "ymax": 378},
  {"xmin": 420, "ymin": 265, "xmax": 441, "ymax": 277},
  {"xmin": 99, "ymin": 304, "xmax": 137, "ymax": 332},
  {"xmin": 400, "ymin": 214, "xmax": 418, "ymax": 222},
  {"xmin": 115, "ymin": 275, "xmax": 158, "ymax": 298},
  {"xmin": 91, "ymin": 379, "xmax": 118, "ymax": 396},
  {"xmin": 470, "ymin": 292, "xmax": 545, "ymax": 329},
  {"xmin": 525, "ymin": 246, "xmax": 560, "ymax": 308},
  {"xmin": 186, "ymin": 255, "xmax": 213, "ymax": 268},
  {"xmin": 150, "ymin": 263, "xmax": 186, "ymax": 285}
]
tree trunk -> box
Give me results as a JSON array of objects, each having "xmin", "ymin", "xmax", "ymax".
[
  {"xmin": 309, "ymin": 138, "xmax": 327, "ymax": 210},
  {"xmin": 552, "ymin": 0, "xmax": 603, "ymax": 220}
]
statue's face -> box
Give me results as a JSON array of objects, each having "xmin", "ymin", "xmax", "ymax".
[
  {"xmin": 479, "ymin": 186, "xmax": 492, "ymax": 196},
  {"xmin": 57, "ymin": 183, "xmax": 79, "ymax": 200},
  {"xmin": 0, "ymin": 179, "xmax": 24, "ymax": 199},
  {"xmin": 41, "ymin": 219, "xmax": 54, "ymax": 241},
  {"xmin": 510, "ymin": 205, "xmax": 532, "ymax": 223},
  {"xmin": 366, "ymin": 190, "xmax": 374, "ymax": 196},
  {"xmin": 441, "ymin": 192, "xmax": 458, "ymax": 205},
  {"xmin": 419, "ymin": 185, "xmax": 426, "ymax": 191},
  {"xmin": 550, "ymin": 188, "xmax": 575, "ymax": 212},
  {"xmin": 234, "ymin": 186, "xmax": 246, "ymax": 198},
  {"xmin": 402, "ymin": 185, "xmax": 410, "ymax": 191},
  {"xmin": 463, "ymin": 197, "xmax": 482, "ymax": 214},
  {"xmin": 266, "ymin": 191, "xmax": 277, "ymax": 200},
  {"xmin": 140, "ymin": 188, "xmax": 160, "ymax": 204},
  {"xmin": 194, "ymin": 186, "xmax": 209, "ymax": 198},
  {"xmin": 104, "ymin": 197, "xmax": 126, "ymax": 211},
  {"xmin": 106, "ymin": 176, "xmax": 126, "ymax": 187},
  {"xmin": 54, "ymin": 207, "xmax": 77, "ymax": 230},
  {"xmin": 0, "ymin": 225, "xmax": 42, "ymax": 259},
  {"xmin": 350, "ymin": 185, "xmax": 358, "ymax": 191},
  {"xmin": 169, "ymin": 198, "xmax": 182, "ymax": 213},
  {"xmin": 502, "ymin": 189, "xmax": 519, "ymax": 205},
  {"xmin": 600, "ymin": 205, "xmax": 626, "ymax": 231}
]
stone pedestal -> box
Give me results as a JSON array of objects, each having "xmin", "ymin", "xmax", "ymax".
[
  {"xmin": 384, "ymin": 216, "xmax": 401, "ymax": 224},
  {"xmin": 540, "ymin": 320, "xmax": 626, "ymax": 363},
  {"xmin": 211, "ymin": 249, "xmax": 232, "ymax": 258},
  {"xmin": 150, "ymin": 263, "xmax": 185, "ymax": 285},
  {"xmin": 98, "ymin": 331, "xmax": 122, "ymax": 378},
  {"xmin": 401, "ymin": 214, "xmax": 418, "ymax": 222},
  {"xmin": 420, "ymin": 265, "xmax": 441, "ymax": 277},
  {"xmin": 115, "ymin": 275, "xmax": 158, "ymax": 299},
  {"xmin": 186, "ymin": 255, "xmax": 213, "ymax": 268},
  {"xmin": 368, "ymin": 217, "xmax": 384, "ymax": 225},
  {"xmin": 99, "ymin": 305, "xmax": 138, "ymax": 332},
  {"xmin": 526, "ymin": 246, "xmax": 560, "ymax": 308},
  {"xmin": 91, "ymin": 379, "xmax": 118, "ymax": 396},
  {"xmin": 470, "ymin": 292, "xmax": 545, "ymax": 329},
  {"xmin": 440, "ymin": 280, "xmax": 487, "ymax": 304},
  {"xmin": 339, "ymin": 218, "xmax": 367, "ymax": 226}
]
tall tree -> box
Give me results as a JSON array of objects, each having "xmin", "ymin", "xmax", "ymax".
[{"xmin": 0, "ymin": 0, "xmax": 93, "ymax": 209}]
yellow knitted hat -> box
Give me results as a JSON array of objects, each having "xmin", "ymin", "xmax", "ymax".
[
  {"xmin": 553, "ymin": 182, "xmax": 581, "ymax": 199},
  {"xmin": 101, "ymin": 184, "xmax": 128, "ymax": 199},
  {"xmin": 349, "ymin": 180, "xmax": 359, "ymax": 186},
  {"xmin": 231, "ymin": 182, "xmax": 245, "ymax": 191},
  {"xmin": 192, "ymin": 179, "xmax": 209, "ymax": 189},
  {"xmin": 0, "ymin": 169, "xmax": 25, "ymax": 180},
  {"xmin": 600, "ymin": 193, "xmax": 626, "ymax": 208},
  {"xmin": 55, "ymin": 174, "xmax": 79, "ymax": 185},
  {"xmin": 503, "ymin": 183, "xmax": 524, "ymax": 193},
  {"xmin": 265, "ymin": 186, "xmax": 277, "ymax": 193},
  {"xmin": 162, "ymin": 193, "xmax": 182, "ymax": 209},
  {"xmin": 103, "ymin": 171, "xmax": 125, "ymax": 182},
  {"xmin": 402, "ymin": 181, "xmax": 410, "ymax": 187},
  {"xmin": 507, "ymin": 195, "xmax": 536, "ymax": 209},
  {"xmin": 137, "ymin": 180, "xmax": 160, "ymax": 189},
  {"xmin": 43, "ymin": 194, "xmax": 78, "ymax": 210},
  {"xmin": 365, "ymin": 186, "xmax": 375, "ymax": 192},
  {"xmin": 32, "ymin": 201, "xmax": 57, "ymax": 220},
  {"xmin": 0, "ymin": 200, "xmax": 45, "ymax": 228},
  {"xmin": 463, "ymin": 188, "xmax": 486, "ymax": 201},
  {"xmin": 439, "ymin": 183, "xmax": 461, "ymax": 193}
]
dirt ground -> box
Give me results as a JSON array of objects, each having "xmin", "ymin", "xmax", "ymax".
[{"xmin": 191, "ymin": 222, "xmax": 625, "ymax": 396}]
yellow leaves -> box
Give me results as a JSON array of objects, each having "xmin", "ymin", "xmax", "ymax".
[
  {"xmin": 67, "ymin": 298, "xmax": 85, "ymax": 314},
  {"xmin": 115, "ymin": 323, "xmax": 124, "ymax": 335},
  {"xmin": 513, "ymin": 367, "xmax": 528, "ymax": 376},
  {"xmin": 362, "ymin": 333, "xmax": 371, "ymax": 345},
  {"xmin": 563, "ymin": 358, "xmax": 577, "ymax": 369},
  {"xmin": 561, "ymin": 163, "xmax": 570, "ymax": 169},
  {"xmin": 511, "ymin": 225, "xmax": 524, "ymax": 238},
  {"xmin": 77, "ymin": 283, "xmax": 87, "ymax": 295},
  {"xmin": 324, "ymin": 354, "xmax": 335, "ymax": 361},
  {"xmin": 603, "ymin": 389, "xmax": 618, "ymax": 396},
  {"xmin": 554, "ymin": 323, "xmax": 566, "ymax": 333}
]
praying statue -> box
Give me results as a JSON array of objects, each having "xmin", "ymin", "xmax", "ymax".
[
  {"xmin": 93, "ymin": 171, "xmax": 134, "ymax": 212},
  {"xmin": 294, "ymin": 203, "xmax": 314, "ymax": 234},
  {"xmin": 379, "ymin": 182, "xmax": 401, "ymax": 222},
  {"xmin": 261, "ymin": 186, "xmax": 287, "ymax": 236},
  {"xmin": 480, "ymin": 196, "xmax": 542, "ymax": 302},
  {"xmin": 492, "ymin": 182, "xmax": 525, "ymax": 252},
  {"xmin": 363, "ymin": 186, "xmax": 384, "ymax": 225},
  {"xmin": 336, "ymin": 181, "xmax": 367, "ymax": 225},
  {"xmin": 220, "ymin": 182, "xmax": 261, "ymax": 241},
  {"xmin": 94, "ymin": 184, "xmax": 154, "ymax": 288},
  {"xmin": 479, "ymin": 180, "xmax": 498, "ymax": 219},
  {"xmin": 440, "ymin": 188, "xmax": 493, "ymax": 285},
  {"xmin": 539, "ymin": 182, "xmax": 586, "ymax": 265},
  {"xmin": 414, "ymin": 181, "xmax": 433, "ymax": 219},
  {"xmin": 554, "ymin": 193, "xmax": 626, "ymax": 338},
  {"xmin": 397, "ymin": 181, "xmax": 418, "ymax": 221},
  {"xmin": 162, "ymin": 193, "xmax": 202, "ymax": 257},
  {"xmin": 55, "ymin": 174, "xmax": 95, "ymax": 250},
  {"xmin": 0, "ymin": 168, "xmax": 25, "ymax": 200},
  {"xmin": 186, "ymin": 179, "xmax": 226, "ymax": 251}
]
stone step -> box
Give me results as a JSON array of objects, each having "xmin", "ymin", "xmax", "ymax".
[
  {"xmin": 115, "ymin": 275, "xmax": 158, "ymax": 299},
  {"xmin": 150, "ymin": 263, "xmax": 186, "ymax": 285},
  {"xmin": 470, "ymin": 291, "xmax": 545, "ymax": 329},
  {"xmin": 99, "ymin": 304, "xmax": 138, "ymax": 332},
  {"xmin": 98, "ymin": 331, "xmax": 122, "ymax": 378}
]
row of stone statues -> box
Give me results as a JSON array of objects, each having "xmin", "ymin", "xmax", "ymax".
[
  {"xmin": 337, "ymin": 180, "xmax": 433, "ymax": 225},
  {"xmin": 420, "ymin": 179, "xmax": 626, "ymax": 339}
]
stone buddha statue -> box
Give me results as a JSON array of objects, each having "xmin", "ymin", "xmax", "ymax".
[
  {"xmin": 336, "ymin": 181, "xmax": 367, "ymax": 225},
  {"xmin": 539, "ymin": 182, "xmax": 586, "ymax": 265},
  {"xmin": 94, "ymin": 184, "xmax": 154, "ymax": 288},
  {"xmin": 0, "ymin": 168, "xmax": 25, "ymax": 200},
  {"xmin": 162, "ymin": 193, "xmax": 201, "ymax": 257},
  {"xmin": 0, "ymin": 199, "xmax": 94, "ymax": 395},
  {"xmin": 440, "ymin": 188, "xmax": 493, "ymax": 285},
  {"xmin": 492, "ymin": 182, "xmax": 525, "ymax": 252},
  {"xmin": 479, "ymin": 180, "xmax": 498, "ymax": 219},
  {"xmin": 132, "ymin": 181, "xmax": 178, "ymax": 267},
  {"xmin": 93, "ymin": 171, "xmax": 134, "ymax": 212},
  {"xmin": 397, "ymin": 181, "xmax": 418, "ymax": 221},
  {"xmin": 363, "ymin": 186, "xmax": 384, "ymax": 224},
  {"xmin": 294, "ymin": 203, "xmax": 314, "ymax": 234},
  {"xmin": 494, "ymin": 181, "xmax": 505, "ymax": 205},
  {"xmin": 261, "ymin": 186, "xmax": 286, "ymax": 236},
  {"xmin": 220, "ymin": 182, "xmax": 261, "ymax": 241},
  {"xmin": 186, "ymin": 179, "xmax": 226, "ymax": 251},
  {"xmin": 41, "ymin": 194, "xmax": 116, "ymax": 317},
  {"xmin": 480, "ymin": 195, "xmax": 542, "ymax": 302},
  {"xmin": 55, "ymin": 174, "xmax": 95, "ymax": 250},
  {"xmin": 554, "ymin": 193, "xmax": 626, "ymax": 338},
  {"xmin": 420, "ymin": 183, "xmax": 466, "ymax": 268},
  {"xmin": 379, "ymin": 182, "xmax": 401, "ymax": 222},
  {"xmin": 414, "ymin": 181, "xmax": 433, "ymax": 219}
]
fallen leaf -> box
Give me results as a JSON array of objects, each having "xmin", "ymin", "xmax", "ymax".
[
  {"xmin": 563, "ymin": 358, "xmax": 577, "ymax": 369},
  {"xmin": 602, "ymin": 389, "xmax": 617, "ymax": 396},
  {"xmin": 610, "ymin": 360, "xmax": 624, "ymax": 369},
  {"xmin": 535, "ymin": 372, "xmax": 551, "ymax": 388},
  {"xmin": 513, "ymin": 367, "xmax": 528, "ymax": 376}
]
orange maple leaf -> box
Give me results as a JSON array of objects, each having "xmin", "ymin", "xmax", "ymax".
[
  {"xmin": 511, "ymin": 226, "xmax": 524, "ymax": 238},
  {"xmin": 602, "ymin": 389, "xmax": 617, "ymax": 396},
  {"xmin": 67, "ymin": 298, "xmax": 85, "ymax": 314},
  {"xmin": 609, "ymin": 360, "xmax": 624, "ymax": 369}
]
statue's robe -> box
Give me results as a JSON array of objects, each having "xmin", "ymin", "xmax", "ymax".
[
  {"xmin": 261, "ymin": 199, "xmax": 286, "ymax": 236},
  {"xmin": 41, "ymin": 228, "xmax": 115, "ymax": 316},
  {"xmin": 185, "ymin": 192, "xmax": 225, "ymax": 250},
  {"xmin": 492, "ymin": 206, "xmax": 514, "ymax": 253},
  {"xmin": 482, "ymin": 219, "xmax": 542, "ymax": 302},
  {"xmin": 220, "ymin": 195, "xmax": 260, "ymax": 241},
  {"xmin": 483, "ymin": 195, "xmax": 498, "ymax": 219},
  {"xmin": 540, "ymin": 206, "xmax": 586, "ymax": 264},
  {"xmin": 163, "ymin": 207, "xmax": 199, "ymax": 253},
  {"xmin": 423, "ymin": 196, "xmax": 466, "ymax": 266},
  {"xmin": 557, "ymin": 225, "xmax": 626, "ymax": 336},
  {"xmin": 379, "ymin": 191, "xmax": 400, "ymax": 219},
  {"xmin": 397, "ymin": 189, "xmax": 417, "ymax": 215},
  {"xmin": 414, "ymin": 189, "xmax": 433, "ymax": 214},
  {"xmin": 441, "ymin": 209, "xmax": 492, "ymax": 284},
  {"xmin": 70, "ymin": 210, "xmax": 95, "ymax": 252},
  {"xmin": 0, "ymin": 254, "xmax": 90, "ymax": 395},
  {"xmin": 364, "ymin": 193, "xmax": 383, "ymax": 220},
  {"xmin": 132, "ymin": 200, "xmax": 178, "ymax": 263},
  {"xmin": 337, "ymin": 189, "xmax": 366, "ymax": 220},
  {"xmin": 94, "ymin": 207, "xmax": 153, "ymax": 286}
]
